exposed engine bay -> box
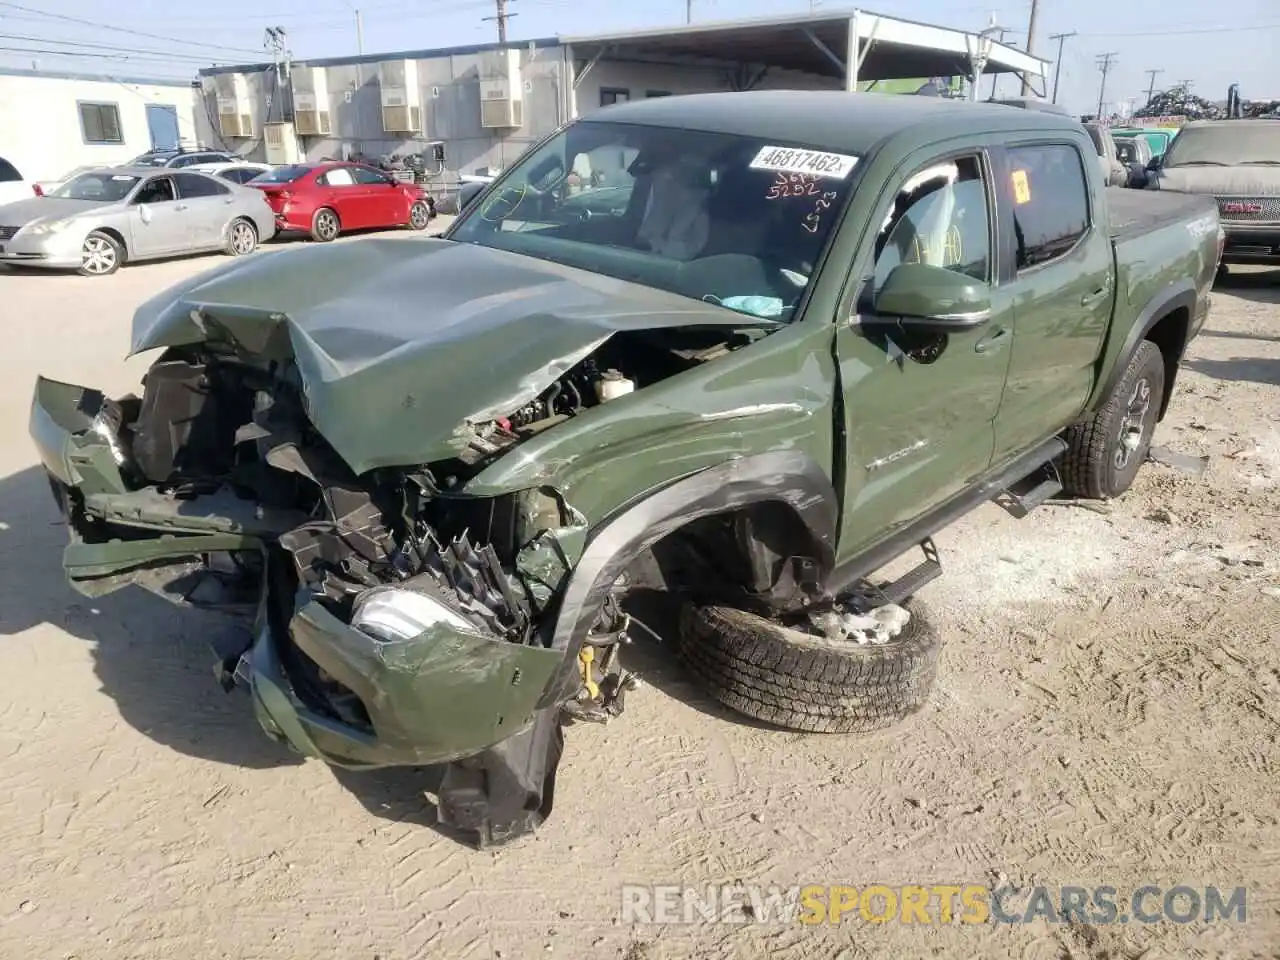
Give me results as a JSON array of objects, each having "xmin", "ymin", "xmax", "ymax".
[{"xmin": 72, "ymin": 325, "xmax": 742, "ymax": 729}]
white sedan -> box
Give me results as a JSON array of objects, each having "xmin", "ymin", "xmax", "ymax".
[{"xmin": 184, "ymin": 161, "xmax": 274, "ymax": 185}]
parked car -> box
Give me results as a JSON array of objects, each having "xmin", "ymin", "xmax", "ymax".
[
  {"xmin": 0, "ymin": 154, "xmax": 38, "ymax": 204},
  {"xmin": 32, "ymin": 164, "xmax": 99, "ymax": 197},
  {"xmin": 184, "ymin": 161, "xmax": 274, "ymax": 184},
  {"xmin": 28, "ymin": 91, "xmax": 1221, "ymax": 847},
  {"xmin": 0, "ymin": 167, "xmax": 274, "ymax": 275},
  {"xmin": 1084, "ymin": 122, "xmax": 1131, "ymax": 187},
  {"xmin": 1146, "ymin": 118, "xmax": 1280, "ymax": 271},
  {"xmin": 1113, "ymin": 126, "xmax": 1178, "ymax": 159},
  {"xmin": 247, "ymin": 161, "xmax": 435, "ymax": 240},
  {"xmin": 1115, "ymin": 136, "xmax": 1154, "ymax": 187},
  {"xmin": 129, "ymin": 148, "xmax": 239, "ymax": 169}
]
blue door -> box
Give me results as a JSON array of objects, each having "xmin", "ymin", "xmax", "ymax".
[{"xmin": 146, "ymin": 104, "xmax": 180, "ymax": 151}]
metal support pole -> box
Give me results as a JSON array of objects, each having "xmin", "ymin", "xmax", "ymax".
[{"xmin": 844, "ymin": 11, "xmax": 859, "ymax": 92}]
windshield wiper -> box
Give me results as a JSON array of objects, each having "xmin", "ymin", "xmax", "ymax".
[
  {"xmin": 1170, "ymin": 160, "xmax": 1227, "ymax": 166},
  {"xmin": 1239, "ymin": 159, "xmax": 1280, "ymax": 165}
]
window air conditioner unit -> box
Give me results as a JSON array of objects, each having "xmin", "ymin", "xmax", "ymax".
[
  {"xmin": 211, "ymin": 72, "xmax": 254, "ymax": 138},
  {"xmin": 291, "ymin": 66, "xmax": 332, "ymax": 136},
  {"xmin": 478, "ymin": 50, "xmax": 524, "ymax": 129},
  {"xmin": 378, "ymin": 60, "xmax": 422, "ymax": 133}
]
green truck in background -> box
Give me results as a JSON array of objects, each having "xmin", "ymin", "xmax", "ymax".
[{"xmin": 29, "ymin": 92, "xmax": 1223, "ymax": 847}]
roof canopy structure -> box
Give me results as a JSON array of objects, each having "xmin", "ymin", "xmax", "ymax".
[{"xmin": 564, "ymin": 9, "xmax": 1048, "ymax": 91}]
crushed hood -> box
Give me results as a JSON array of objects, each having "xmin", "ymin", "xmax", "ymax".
[
  {"xmin": 1156, "ymin": 166, "xmax": 1280, "ymax": 196},
  {"xmin": 130, "ymin": 238, "xmax": 772, "ymax": 474}
]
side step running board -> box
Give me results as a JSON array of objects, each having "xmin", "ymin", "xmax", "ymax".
[
  {"xmin": 994, "ymin": 461, "xmax": 1064, "ymax": 519},
  {"xmin": 875, "ymin": 538, "xmax": 942, "ymax": 607},
  {"xmin": 825, "ymin": 436, "xmax": 1067, "ymax": 599}
]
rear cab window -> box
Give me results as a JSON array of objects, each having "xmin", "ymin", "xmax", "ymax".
[{"xmin": 1004, "ymin": 144, "xmax": 1091, "ymax": 269}]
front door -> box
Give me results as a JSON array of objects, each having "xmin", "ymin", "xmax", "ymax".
[
  {"xmin": 351, "ymin": 165, "xmax": 404, "ymax": 226},
  {"xmin": 835, "ymin": 150, "xmax": 1014, "ymax": 556},
  {"xmin": 145, "ymin": 104, "xmax": 180, "ymax": 152},
  {"xmin": 128, "ymin": 175, "xmax": 187, "ymax": 257},
  {"xmin": 988, "ymin": 140, "xmax": 1114, "ymax": 462}
]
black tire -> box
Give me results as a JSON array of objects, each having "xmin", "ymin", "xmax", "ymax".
[
  {"xmin": 677, "ymin": 599, "xmax": 942, "ymax": 733},
  {"xmin": 224, "ymin": 217, "xmax": 258, "ymax": 256},
  {"xmin": 1060, "ymin": 340, "xmax": 1164, "ymax": 500},
  {"xmin": 407, "ymin": 200, "xmax": 431, "ymax": 231},
  {"xmin": 310, "ymin": 207, "xmax": 340, "ymax": 242},
  {"xmin": 78, "ymin": 230, "xmax": 123, "ymax": 276}
]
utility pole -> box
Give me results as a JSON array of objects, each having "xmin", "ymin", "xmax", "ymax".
[
  {"xmin": 1143, "ymin": 68, "xmax": 1162, "ymax": 106},
  {"xmin": 688, "ymin": 0, "xmax": 693, "ymax": 23},
  {"xmin": 1019, "ymin": 0, "xmax": 1039, "ymax": 95},
  {"xmin": 482, "ymin": 0, "xmax": 516, "ymax": 42},
  {"xmin": 355, "ymin": 9, "xmax": 364, "ymax": 55},
  {"xmin": 989, "ymin": 27, "xmax": 1009, "ymax": 99},
  {"xmin": 1048, "ymin": 30, "xmax": 1075, "ymax": 103},
  {"xmin": 1096, "ymin": 52, "xmax": 1118, "ymax": 119}
]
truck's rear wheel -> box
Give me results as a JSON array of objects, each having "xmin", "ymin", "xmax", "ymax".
[
  {"xmin": 1060, "ymin": 340, "xmax": 1165, "ymax": 500},
  {"xmin": 677, "ymin": 599, "xmax": 942, "ymax": 733}
]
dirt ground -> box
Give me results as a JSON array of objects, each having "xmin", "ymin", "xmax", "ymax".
[{"xmin": 0, "ymin": 239, "xmax": 1277, "ymax": 960}]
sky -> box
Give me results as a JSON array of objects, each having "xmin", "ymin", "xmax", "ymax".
[{"xmin": 0, "ymin": 0, "xmax": 1276, "ymax": 115}]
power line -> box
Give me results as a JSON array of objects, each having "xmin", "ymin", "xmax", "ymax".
[
  {"xmin": 0, "ymin": 1, "xmax": 269, "ymax": 57},
  {"xmin": 1080, "ymin": 21, "xmax": 1280, "ymax": 38},
  {"xmin": 0, "ymin": 33, "xmax": 233, "ymax": 64},
  {"xmin": 0, "ymin": 44, "xmax": 198, "ymax": 69},
  {"xmin": 1095, "ymin": 52, "xmax": 1118, "ymax": 118},
  {"xmin": 1047, "ymin": 30, "xmax": 1075, "ymax": 104}
]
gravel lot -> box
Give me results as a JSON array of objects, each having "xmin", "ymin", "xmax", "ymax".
[{"xmin": 0, "ymin": 237, "xmax": 1277, "ymax": 960}]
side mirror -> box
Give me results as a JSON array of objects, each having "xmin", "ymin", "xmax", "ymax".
[
  {"xmin": 1146, "ymin": 155, "xmax": 1163, "ymax": 172},
  {"xmin": 458, "ymin": 181, "xmax": 486, "ymax": 213},
  {"xmin": 866, "ymin": 263, "xmax": 992, "ymax": 332}
]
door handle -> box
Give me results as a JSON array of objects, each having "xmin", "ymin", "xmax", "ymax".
[
  {"xmin": 974, "ymin": 326, "xmax": 1011, "ymax": 354},
  {"xmin": 1081, "ymin": 286, "xmax": 1109, "ymax": 307}
]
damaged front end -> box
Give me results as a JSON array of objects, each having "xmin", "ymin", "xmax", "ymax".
[{"xmin": 29, "ymin": 346, "xmax": 633, "ymax": 846}]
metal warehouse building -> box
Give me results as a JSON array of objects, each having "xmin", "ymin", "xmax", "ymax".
[{"xmin": 195, "ymin": 9, "xmax": 1046, "ymax": 195}]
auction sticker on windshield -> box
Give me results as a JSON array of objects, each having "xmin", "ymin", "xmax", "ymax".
[{"xmin": 750, "ymin": 146, "xmax": 859, "ymax": 180}]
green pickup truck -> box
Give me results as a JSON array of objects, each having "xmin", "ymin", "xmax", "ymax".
[{"xmin": 29, "ymin": 92, "xmax": 1222, "ymax": 847}]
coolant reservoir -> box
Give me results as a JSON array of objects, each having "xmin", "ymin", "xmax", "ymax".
[{"xmin": 595, "ymin": 369, "xmax": 635, "ymax": 402}]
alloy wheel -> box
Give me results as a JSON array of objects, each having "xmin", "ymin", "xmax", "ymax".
[
  {"xmin": 1113, "ymin": 377, "xmax": 1152, "ymax": 471},
  {"xmin": 81, "ymin": 236, "xmax": 117, "ymax": 275},
  {"xmin": 230, "ymin": 221, "xmax": 256, "ymax": 255}
]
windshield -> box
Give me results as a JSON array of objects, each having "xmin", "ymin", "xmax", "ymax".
[
  {"xmin": 447, "ymin": 120, "xmax": 861, "ymax": 322},
  {"xmin": 49, "ymin": 172, "xmax": 140, "ymax": 201},
  {"xmin": 252, "ymin": 163, "xmax": 314, "ymax": 183},
  {"xmin": 130, "ymin": 153, "xmax": 176, "ymax": 167},
  {"xmin": 1164, "ymin": 123, "xmax": 1280, "ymax": 166}
]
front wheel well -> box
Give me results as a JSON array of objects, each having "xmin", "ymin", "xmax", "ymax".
[
  {"xmin": 89, "ymin": 226, "xmax": 128, "ymax": 261},
  {"xmin": 1143, "ymin": 306, "xmax": 1190, "ymax": 419},
  {"xmin": 633, "ymin": 501, "xmax": 830, "ymax": 610}
]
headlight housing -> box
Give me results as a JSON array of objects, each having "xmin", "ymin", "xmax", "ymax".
[
  {"xmin": 351, "ymin": 585, "xmax": 478, "ymax": 643},
  {"xmin": 27, "ymin": 217, "xmax": 73, "ymax": 236}
]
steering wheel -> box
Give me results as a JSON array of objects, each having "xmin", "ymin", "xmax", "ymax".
[{"xmin": 479, "ymin": 183, "xmax": 528, "ymax": 222}]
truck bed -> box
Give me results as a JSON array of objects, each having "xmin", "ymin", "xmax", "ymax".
[{"xmin": 1107, "ymin": 188, "xmax": 1216, "ymax": 242}]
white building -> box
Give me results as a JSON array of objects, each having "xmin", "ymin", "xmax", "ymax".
[{"xmin": 0, "ymin": 67, "xmax": 200, "ymax": 183}]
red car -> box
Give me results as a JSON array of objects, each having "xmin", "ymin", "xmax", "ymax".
[{"xmin": 249, "ymin": 161, "xmax": 434, "ymax": 241}]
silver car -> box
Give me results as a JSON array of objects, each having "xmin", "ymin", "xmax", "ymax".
[{"xmin": 0, "ymin": 167, "xmax": 276, "ymax": 276}]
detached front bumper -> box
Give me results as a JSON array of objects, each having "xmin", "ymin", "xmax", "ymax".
[{"xmin": 30, "ymin": 375, "xmax": 564, "ymax": 771}]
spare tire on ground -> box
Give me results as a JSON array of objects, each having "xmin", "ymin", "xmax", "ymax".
[{"xmin": 677, "ymin": 599, "xmax": 942, "ymax": 733}]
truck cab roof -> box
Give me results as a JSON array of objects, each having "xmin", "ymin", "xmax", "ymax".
[{"xmin": 588, "ymin": 90, "xmax": 1086, "ymax": 159}]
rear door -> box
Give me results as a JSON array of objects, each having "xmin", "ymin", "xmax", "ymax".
[
  {"xmin": 351, "ymin": 164, "xmax": 406, "ymax": 226},
  {"xmin": 128, "ymin": 175, "xmax": 187, "ymax": 257},
  {"xmin": 316, "ymin": 165, "xmax": 370, "ymax": 228},
  {"xmin": 989, "ymin": 139, "xmax": 1115, "ymax": 462},
  {"xmin": 834, "ymin": 145, "xmax": 1014, "ymax": 553},
  {"xmin": 172, "ymin": 172, "xmax": 234, "ymax": 250}
]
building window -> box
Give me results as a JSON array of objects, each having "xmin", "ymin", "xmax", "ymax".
[
  {"xmin": 79, "ymin": 102, "xmax": 123, "ymax": 144},
  {"xmin": 599, "ymin": 88, "xmax": 630, "ymax": 107},
  {"xmin": 645, "ymin": 90, "xmax": 672, "ymax": 98}
]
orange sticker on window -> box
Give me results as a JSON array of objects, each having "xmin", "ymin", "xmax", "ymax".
[{"xmin": 1011, "ymin": 169, "xmax": 1032, "ymax": 204}]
